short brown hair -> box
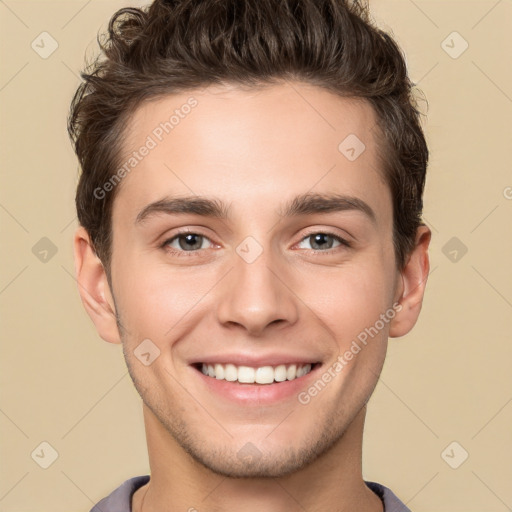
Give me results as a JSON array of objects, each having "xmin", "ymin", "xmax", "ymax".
[{"xmin": 68, "ymin": 0, "xmax": 428, "ymax": 275}]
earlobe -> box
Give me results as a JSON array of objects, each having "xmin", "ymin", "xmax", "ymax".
[
  {"xmin": 73, "ymin": 226, "xmax": 121, "ymax": 344},
  {"xmin": 389, "ymin": 225, "xmax": 431, "ymax": 338}
]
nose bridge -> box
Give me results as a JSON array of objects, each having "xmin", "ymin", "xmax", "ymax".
[{"xmin": 215, "ymin": 239, "xmax": 298, "ymax": 334}]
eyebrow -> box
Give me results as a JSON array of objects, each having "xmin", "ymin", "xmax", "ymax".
[{"xmin": 135, "ymin": 192, "xmax": 377, "ymax": 225}]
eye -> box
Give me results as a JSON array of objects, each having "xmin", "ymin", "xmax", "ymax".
[
  {"xmin": 162, "ymin": 231, "xmax": 216, "ymax": 254},
  {"xmin": 296, "ymin": 232, "xmax": 351, "ymax": 251},
  {"xmin": 160, "ymin": 229, "xmax": 351, "ymax": 256}
]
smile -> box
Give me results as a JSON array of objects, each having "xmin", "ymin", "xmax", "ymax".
[{"xmin": 199, "ymin": 363, "xmax": 314, "ymax": 384}]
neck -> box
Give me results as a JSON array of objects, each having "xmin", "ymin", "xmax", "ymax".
[{"xmin": 133, "ymin": 404, "xmax": 383, "ymax": 512}]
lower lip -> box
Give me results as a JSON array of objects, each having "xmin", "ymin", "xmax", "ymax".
[{"xmin": 192, "ymin": 364, "xmax": 321, "ymax": 404}]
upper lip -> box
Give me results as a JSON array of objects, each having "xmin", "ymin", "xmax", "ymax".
[{"xmin": 190, "ymin": 353, "xmax": 322, "ymax": 368}]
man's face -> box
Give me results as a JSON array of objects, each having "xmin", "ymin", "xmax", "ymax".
[{"xmin": 109, "ymin": 82, "xmax": 402, "ymax": 477}]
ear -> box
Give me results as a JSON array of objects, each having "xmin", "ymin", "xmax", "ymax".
[
  {"xmin": 389, "ymin": 225, "xmax": 431, "ymax": 338},
  {"xmin": 73, "ymin": 226, "xmax": 121, "ymax": 344}
]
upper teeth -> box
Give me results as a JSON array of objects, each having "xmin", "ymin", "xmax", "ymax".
[{"xmin": 201, "ymin": 363, "xmax": 313, "ymax": 384}]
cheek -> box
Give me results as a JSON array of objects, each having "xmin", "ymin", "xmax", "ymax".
[
  {"xmin": 112, "ymin": 257, "xmax": 219, "ymax": 341},
  {"xmin": 297, "ymin": 259, "xmax": 394, "ymax": 345}
]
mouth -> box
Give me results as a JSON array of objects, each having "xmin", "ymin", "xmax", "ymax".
[{"xmin": 192, "ymin": 362, "xmax": 321, "ymax": 385}]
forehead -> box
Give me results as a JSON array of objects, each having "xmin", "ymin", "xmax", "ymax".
[{"xmin": 112, "ymin": 81, "xmax": 389, "ymax": 224}]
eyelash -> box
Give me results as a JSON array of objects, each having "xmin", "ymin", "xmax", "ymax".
[{"xmin": 160, "ymin": 228, "xmax": 352, "ymax": 257}]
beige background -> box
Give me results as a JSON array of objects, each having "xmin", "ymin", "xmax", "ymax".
[{"xmin": 1, "ymin": 0, "xmax": 511, "ymax": 510}]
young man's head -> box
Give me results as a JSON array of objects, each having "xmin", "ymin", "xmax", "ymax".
[{"xmin": 69, "ymin": 0, "xmax": 430, "ymax": 489}]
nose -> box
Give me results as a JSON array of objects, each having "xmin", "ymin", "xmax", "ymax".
[{"xmin": 215, "ymin": 244, "xmax": 299, "ymax": 336}]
